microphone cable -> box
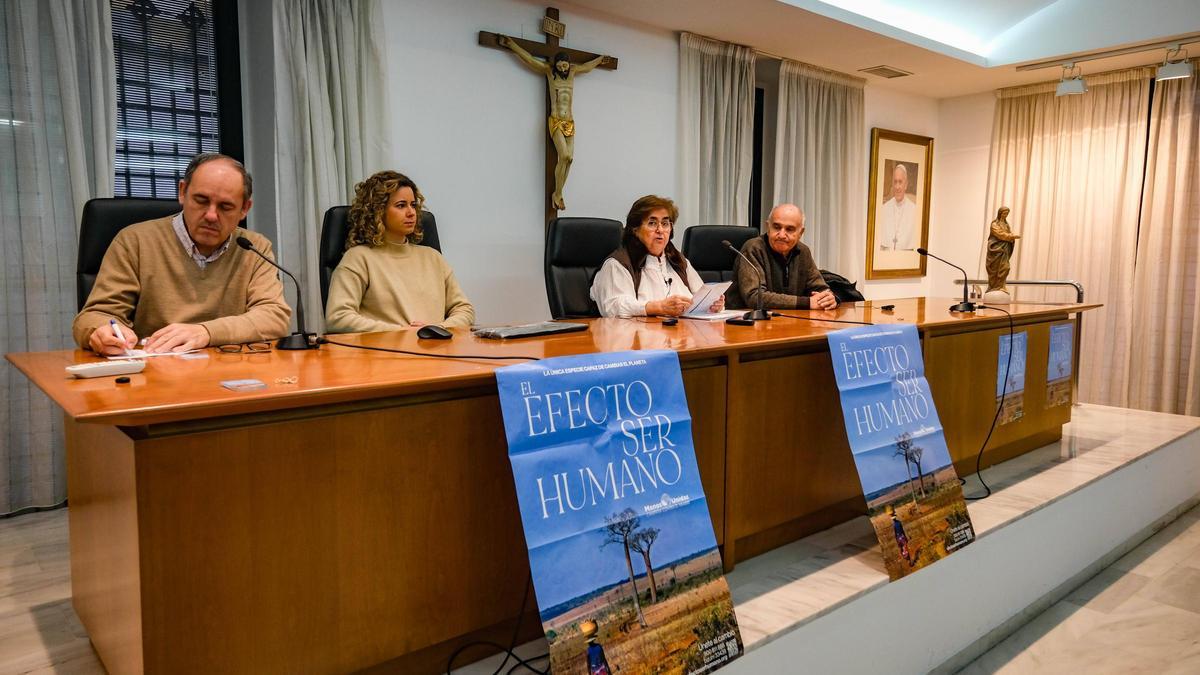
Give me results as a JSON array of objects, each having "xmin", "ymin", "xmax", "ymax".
[
  {"xmin": 961, "ymin": 304, "xmax": 1015, "ymax": 500},
  {"xmin": 318, "ymin": 337, "xmax": 540, "ymax": 362},
  {"xmin": 770, "ymin": 311, "xmax": 874, "ymax": 326},
  {"xmin": 444, "ymin": 574, "xmax": 549, "ymax": 675}
]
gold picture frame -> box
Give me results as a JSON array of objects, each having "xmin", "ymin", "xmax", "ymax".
[{"xmin": 865, "ymin": 128, "xmax": 933, "ymax": 279}]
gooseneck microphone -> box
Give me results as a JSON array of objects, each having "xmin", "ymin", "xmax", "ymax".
[
  {"xmin": 721, "ymin": 239, "xmax": 771, "ymax": 321},
  {"xmin": 237, "ymin": 236, "xmax": 318, "ymax": 350},
  {"xmin": 916, "ymin": 247, "xmax": 976, "ymax": 313}
]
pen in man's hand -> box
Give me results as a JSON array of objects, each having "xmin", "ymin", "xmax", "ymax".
[{"xmin": 109, "ymin": 318, "xmax": 132, "ymax": 357}]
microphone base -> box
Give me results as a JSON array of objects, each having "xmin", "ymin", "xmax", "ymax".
[
  {"xmin": 742, "ymin": 309, "xmax": 772, "ymax": 321},
  {"xmin": 276, "ymin": 332, "xmax": 319, "ymax": 350},
  {"xmin": 949, "ymin": 301, "xmax": 978, "ymax": 314}
]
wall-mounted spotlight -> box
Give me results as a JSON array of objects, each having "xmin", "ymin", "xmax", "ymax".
[
  {"xmin": 1055, "ymin": 63, "xmax": 1087, "ymax": 96},
  {"xmin": 1156, "ymin": 45, "xmax": 1193, "ymax": 81}
]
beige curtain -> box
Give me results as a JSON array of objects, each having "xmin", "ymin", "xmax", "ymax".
[
  {"xmin": 677, "ymin": 32, "xmax": 756, "ymax": 232},
  {"xmin": 985, "ymin": 67, "xmax": 1154, "ymax": 406},
  {"xmin": 0, "ymin": 0, "xmax": 115, "ymax": 514},
  {"xmin": 773, "ymin": 60, "xmax": 865, "ymax": 274},
  {"xmin": 273, "ymin": 0, "xmax": 390, "ymax": 332},
  {"xmin": 1128, "ymin": 63, "xmax": 1200, "ymax": 414}
]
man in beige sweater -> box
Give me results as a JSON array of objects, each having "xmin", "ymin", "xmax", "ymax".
[{"xmin": 73, "ymin": 153, "xmax": 291, "ymax": 354}]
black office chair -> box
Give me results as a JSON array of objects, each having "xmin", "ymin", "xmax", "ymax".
[
  {"xmin": 318, "ymin": 206, "xmax": 441, "ymax": 308},
  {"xmin": 77, "ymin": 197, "xmax": 182, "ymax": 310},
  {"xmin": 544, "ymin": 217, "xmax": 622, "ymax": 319},
  {"xmin": 681, "ymin": 225, "xmax": 759, "ymax": 308},
  {"xmin": 681, "ymin": 225, "xmax": 758, "ymax": 284}
]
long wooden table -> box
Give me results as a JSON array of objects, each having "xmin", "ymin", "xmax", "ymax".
[{"xmin": 6, "ymin": 298, "xmax": 1096, "ymax": 674}]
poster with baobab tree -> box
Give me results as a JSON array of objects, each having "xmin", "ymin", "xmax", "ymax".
[
  {"xmin": 497, "ymin": 350, "xmax": 742, "ymax": 674},
  {"xmin": 827, "ymin": 324, "xmax": 976, "ymax": 581}
]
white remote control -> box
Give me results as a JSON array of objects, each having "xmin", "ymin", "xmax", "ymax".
[{"xmin": 66, "ymin": 360, "xmax": 147, "ymax": 379}]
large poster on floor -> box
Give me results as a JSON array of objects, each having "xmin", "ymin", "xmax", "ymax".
[
  {"xmin": 496, "ymin": 350, "xmax": 742, "ymax": 674},
  {"xmin": 827, "ymin": 324, "xmax": 976, "ymax": 580}
]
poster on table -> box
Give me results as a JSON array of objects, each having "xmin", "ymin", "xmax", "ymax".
[
  {"xmin": 827, "ymin": 324, "xmax": 976, "ymax": 581},
  {"xmin": 996, "ymin": 331, "xmax": 1028, "ymax": 425},
  {"xmin": 496, "ymin": 350, "xmax": 742, "ymax": 674},
  {"xmin": 1046, "ymin": 323, "xmax": 1074, "ymax": 408}
]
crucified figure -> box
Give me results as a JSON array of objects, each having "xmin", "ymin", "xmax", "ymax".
[{"xmin": 499, "ymin": 35, "xmax": 605, "ymax": 210}]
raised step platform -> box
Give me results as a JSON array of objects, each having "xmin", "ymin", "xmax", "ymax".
[{"xmin": 457, "ymin": 404, "xmax": 1200, "ymax": 674}]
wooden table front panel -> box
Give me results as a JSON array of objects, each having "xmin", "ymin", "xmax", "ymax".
[
  {"xmin": 726, "ymin": 348, "xmax": 865, "ymax": 564},
  {"xmin": 114, "ymin": 365, "xmax": 726, "ymax": 674},
  {"xmin": 926, "ymin": 318, "xmax": 1072, "ymax": 475},
  {"xmin": 22, "ymin": 301, "xmax": 1094, "ymax": 673}
]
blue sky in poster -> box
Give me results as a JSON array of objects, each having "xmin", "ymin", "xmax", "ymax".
[
  {"xmin": 997, "ymin": 331, "xmax": 1027, "ymax": 397},
  {"xmin": 851, "ymin": 431, "xmax": 954, "ymax": 495},
  {"xmin": 527, "ymin": 498, "xmax": 718, "ymax": 613},
  {"xmin": 496, "ymin": 350, "xmax": 714, "ymax": 564},
  {"xmin": 1048, "ymin": 323, "xmax": 1074, "ymax": 382}
]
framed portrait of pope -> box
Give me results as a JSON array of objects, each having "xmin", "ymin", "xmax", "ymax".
[{"xmin": 865, "ymin": 128, "xmax": 933, "ymax": 279}]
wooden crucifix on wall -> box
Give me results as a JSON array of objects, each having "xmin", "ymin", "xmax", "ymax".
[{"xmin": 479, "ymin": 7, "xmax": 618, "ymax": 226}]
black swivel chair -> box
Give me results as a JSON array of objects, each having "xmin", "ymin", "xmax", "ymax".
[
  {"xmin": 544, "ymin": 217, "xmax": 622, "ymax": 319},
  {"xmin": 681, "ymin": 225, "xmax": 758, "ymax": 308},
  {"xmin": 77, "ymin": 197, "xmax": 182, "ymax": 310},
  {"xmin": 318, "ymin": 206, "xmax": 441, "ymax": 309},
  {"xmin": 680, "ymin": 225, "xmax": 759, "ymax": 284}
]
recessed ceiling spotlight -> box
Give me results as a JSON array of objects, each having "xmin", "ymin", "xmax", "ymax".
[{"xmin": 1055, "ymin": 62, "xmax": 1087, "ymax": 96}]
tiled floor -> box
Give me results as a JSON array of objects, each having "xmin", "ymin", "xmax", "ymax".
[
  {"xmin": 0, "ymin": 510, "xmax": 102, "ymax": 674},
  {"xmin": 958, "ymin": 502, "xmax": 1200, "ymax": 674},
  {"xmin": 1, "ymin": 404, "xmax": 1197, "ymax": 674}
]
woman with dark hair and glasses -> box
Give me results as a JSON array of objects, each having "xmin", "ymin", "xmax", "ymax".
[
  {"xmin": 589, "ymin": 195, "xmax": 724, "ymax": 318},
  {"xmin": 325, "ymin": 171, "xmax": 474, "ymax": 333}
]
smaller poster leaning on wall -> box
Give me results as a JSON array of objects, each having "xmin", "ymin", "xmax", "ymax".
[
  {"xmin": 827, "ymin": 323, "xmax": 975, "ymax": 581},
  {"xmin": 1046, "ymin": 323, "xmax": 1074, "ymax": 408},
  {"xmin": 997, "ymin": 331, "xmax": 1028, "ymax": 425},
  {"xmin": 496, "ymin": 350, "xmax": 742, "ymax": 674}
]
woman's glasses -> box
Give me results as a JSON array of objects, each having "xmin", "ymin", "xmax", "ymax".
[{"xmin": 216, "ymin": 342, "xmax": 272, "ymax": 354}]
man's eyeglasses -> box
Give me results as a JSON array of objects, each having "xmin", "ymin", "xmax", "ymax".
[
  {"xmin": 216, "ymin": 342, "xmax": 272, "ymax": 354},
  {"xmin": 643, "ymin": 219, "xmax": 673, "ymax": 232}
]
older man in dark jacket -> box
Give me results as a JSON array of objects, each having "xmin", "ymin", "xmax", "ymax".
[{"xmin": 734, "ymin": 203, "xmax": 838, "ymax": 310}]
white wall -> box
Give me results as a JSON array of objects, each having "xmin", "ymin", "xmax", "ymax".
[
  {"xmin": 931, "ymin": 92, "xmax": 996, "ymax": 298},
  {"xmin": 833, "ymin": 86, "xmax": 995, "ymax": 304},
  {"xmin": 852, "ymin": 85, "xmax": 939, "ymax": 300},
  {"xmin": 379, "ymin": 0, "xmax": 678, "ymax": 324}
]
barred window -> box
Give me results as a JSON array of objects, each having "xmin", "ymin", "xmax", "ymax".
[{"xmin": 111, "ymin": 0, "xmax": 221, "ymax": 197}]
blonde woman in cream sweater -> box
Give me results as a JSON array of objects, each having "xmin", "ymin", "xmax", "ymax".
[{"xmin": 325, "ymin": 171, "xmax": 474, "ymax": 333}]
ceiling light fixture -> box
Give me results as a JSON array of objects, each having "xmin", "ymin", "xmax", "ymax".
[
  {"xmin": 1055, "ymin": 63, "xmax": 1087, "ymax": 96},
  {"xmin": 1156, "ymin": 45, "xmax": 1193, "ymax": 81}
]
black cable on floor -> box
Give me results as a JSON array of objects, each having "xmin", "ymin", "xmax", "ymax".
[
  {"xmin": 0, "ymin": 499, "xmax": 68, "ymax": 520},
  {"xmin": 962, "ymin": 304, "xmax": 1015, "ymax": 501},
  {"xmin": 444, "ymin": 575, "xmax": 548, "ymax": 675}
]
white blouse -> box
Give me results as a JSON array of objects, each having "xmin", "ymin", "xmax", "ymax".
[{"xmin": 589, "ymin": 254, "xmax": 706, "ymax": 317}]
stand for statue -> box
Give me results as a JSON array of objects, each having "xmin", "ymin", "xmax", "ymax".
[{"xmin": 984, "ymin": 289, "xmax": 1012, "ymax": 304}]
